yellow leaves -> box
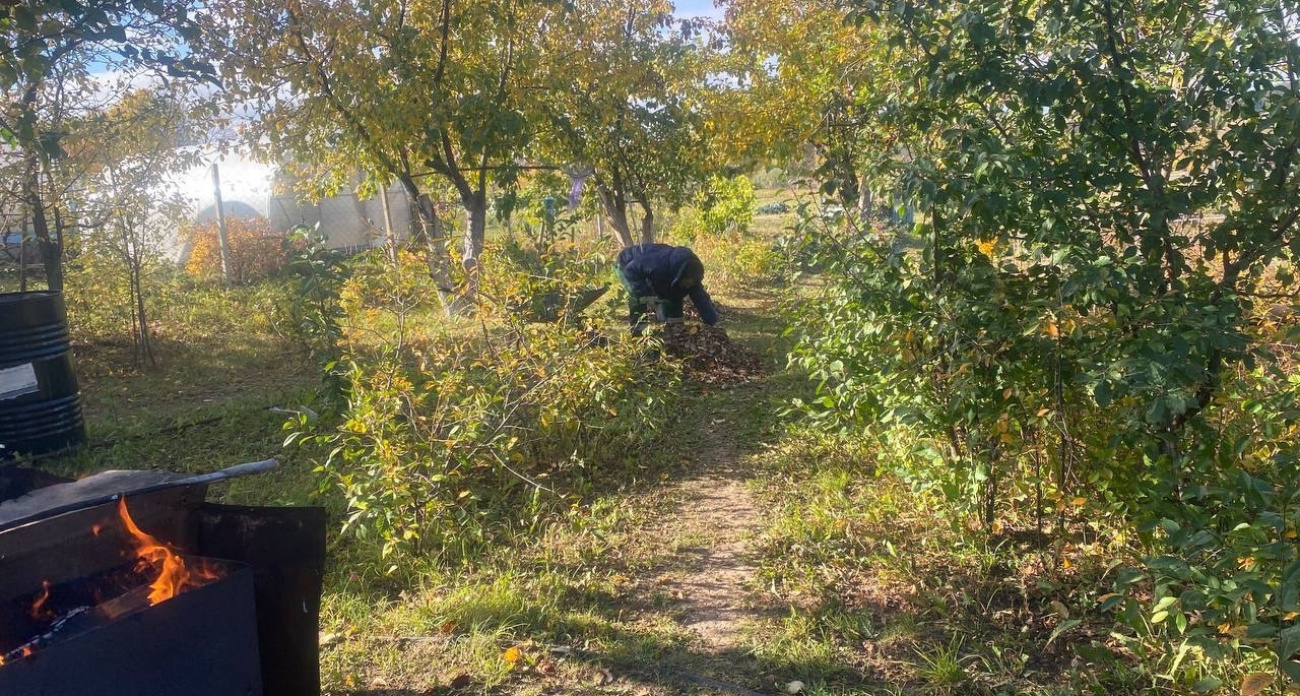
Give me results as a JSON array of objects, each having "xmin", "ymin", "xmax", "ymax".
[
  {"xmin": 976, "ymin": 237, "xmax": 997, "ymax": 259},
  {"xmin": 186, "ymin": 217, "xmax": 295, "ymax": 283},
  {"xmin": 1241, "ymin": 673, "xmax": 1272, "ymax": 696},
  {"xmin": 1217, "ymin": 622, "xmax": 1246, "ymax": 637},
  {"xmin": 1287, "ymin": 528, "xmax": 1298, "ymax": 540},
  {"xmin": 503, "ymin": 645, "xmax": 522, "ymax": 665},
  {"xmin": 994, "ymin": 413, "xmax": 1016, "ymax": 443},
  {"xmin": 1070, "ymin": 497, "xmax": 1087, "ymax": 508},
  {"xmin": 1042, "ymin": 316, "xmax": 1079, "ymax": 339}
]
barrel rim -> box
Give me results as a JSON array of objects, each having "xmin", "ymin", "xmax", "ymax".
[{"xmin": 0, "ymin": 290, "xmax": 63, "ymax": 305}]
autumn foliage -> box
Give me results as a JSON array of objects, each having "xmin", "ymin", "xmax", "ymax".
[{"xmin": 185, "ymin": 217, "xmax": 296, "ymax": 284}]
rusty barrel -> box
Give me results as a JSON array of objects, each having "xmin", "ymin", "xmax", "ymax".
[{"xmin": 0, "ymin": 291, "xmax": 85, "ymax": 459}]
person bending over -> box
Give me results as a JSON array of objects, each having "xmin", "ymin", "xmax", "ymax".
[{"xmin": 615, "ymin": 243, "xmax": 719, "ymax": 334}]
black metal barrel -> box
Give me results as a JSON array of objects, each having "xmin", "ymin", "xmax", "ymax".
[{"xmin": 0, "ymin": 292, "xmax": 85, "ymax": 459}]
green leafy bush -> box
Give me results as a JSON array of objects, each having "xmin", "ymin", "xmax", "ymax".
[
  {"xmin": 787, "ymin": 0, "xmax": 1300, "ymax": 683},
  {"xmin": 65, "ymin": 244, "xmax": 141, "ymax": 343},
  {"xmin": 789, "ymin": 208, "xmax": 1300, "ymax": 693},
  {"xmin": 292, "ymin": 245, "xmax": 678, "ymax": 563},
  {"xmin": 668, "ymin": 176, "xmax": 782, "ymax": 287},
  {"xmin": 295, "ymin": 324, "xmax": 677, "ymax": 562},
  {"xmin": 479, "ymin": 235, "xmax": 611, "ymax": 324},
  {"xmin": 697, "ymin": 174, "xmax": 756, "ymax": 239},
  {"xmin": 691, "ymin": 231, "xmax": 784, "ymax": 287},
  {"xmin": 276, "ymin": 228, "xmax": 351, "ymax": 369}
]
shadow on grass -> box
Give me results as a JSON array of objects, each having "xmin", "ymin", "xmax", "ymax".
[{"xmin": 325, "ymin": 625, "xmax": 876, "ymax": 696}]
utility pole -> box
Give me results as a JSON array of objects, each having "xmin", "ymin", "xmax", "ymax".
[{"xmin": 211, "ymin": 162, "xmax": 231, "ymax": 284}]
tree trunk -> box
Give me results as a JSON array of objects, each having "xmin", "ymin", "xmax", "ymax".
[
  {"xmin": 131, "ymin": 259, "xmax": 155, "ymax": 367},
  {"xmin": 858, "ymin": 183, "xmax": 873, "ymax": 220},
  {"xmin": 984, "ymin": 439, "xmax": 999, "ymax": 528},
  {"xmin": 462, "ymin": 194, "xmax": 488, "ymax": 303},
  {"xmin": 638, "ymin": 199, "xmax": 654, "ymax": 245},
  {"xmin": 598, "ymin": 190, "xmax": 636, "ymax": 248},
  {"xmin": 397, "ymin": 175, "xmax": 457, "ymax": 315},
  {"xmin": 25, "ymin": 155, "xmax": 62, "ymax": 292}
]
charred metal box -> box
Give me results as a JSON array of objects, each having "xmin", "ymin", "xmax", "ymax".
[
  {"xmin": 0, "ymin": 463, "xmax": 326, "ymax": 696},
  {"xmin": 0, "ymin": 561, "xmax": 263, "ymax": 696}
]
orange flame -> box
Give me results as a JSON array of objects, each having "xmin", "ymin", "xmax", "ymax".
[
  {"xmin": 116, "ymin": 497, "xmax": 218, "ymax": 605},
  {"xmin": 29, "ymin": 581, "xmax": 52, "ymax": 621}
]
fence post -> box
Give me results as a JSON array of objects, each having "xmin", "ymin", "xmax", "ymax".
[
  {"xmin": 18, "ymin": 233, "xmax": 27, "ymax": 293},
  {"xmin": 211, "ymin": 162, "xmax": 232, "ymax": 284},
  {"xmin": 379, "ymin": 182, "xmax": 397, "ymax": 262}
]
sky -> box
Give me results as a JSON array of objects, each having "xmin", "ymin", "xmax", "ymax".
[{"xmin": 674, "ymin": 0, "xmax": 723, "ymax": 20}]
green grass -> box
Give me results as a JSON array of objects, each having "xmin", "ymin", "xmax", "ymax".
[
  {"xmin": 750, "ymin": 609, "xmax": 840, "ymax": 674},
  {"xmin": 23, "ymin": 281, "xmax": 328, "ymax": 509},
  {"xmin": 912, "ymin": 636, "xmax": 968, "ymax": 691},
  {"xmin": 742, "ymin": 420, "xmax": 1173, "ymax": 695}
]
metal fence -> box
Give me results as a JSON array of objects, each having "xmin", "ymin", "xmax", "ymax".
[{"xmin": 266, "ymin": 184, "xmax": 416, "ymax": 252}]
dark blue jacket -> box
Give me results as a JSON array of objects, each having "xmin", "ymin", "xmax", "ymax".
[{"xmin": 617, "ymin": 244, "xmax": 719, "ymax": 325}]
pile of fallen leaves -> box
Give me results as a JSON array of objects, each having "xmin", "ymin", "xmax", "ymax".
[{"xmin": 662, "ymin": 323, "xmax": 764, "ymax": 384}]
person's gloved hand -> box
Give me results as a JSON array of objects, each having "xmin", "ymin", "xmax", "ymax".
[{"xmin": 639, "ymin": 296, "xmax": 664, "ymax": 322}]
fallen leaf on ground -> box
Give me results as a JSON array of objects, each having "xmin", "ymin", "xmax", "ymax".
[
  {"xmin": 662, "ymin": 324, "xmax": 764, "ymax": 384},
  {"xmin": 1050, "ymin": 600, "xmax": 1071, "ymax": 619},
  {"xmin": 1241, "ymin": 673, "xmax": 1272, "ymax": 696}
]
